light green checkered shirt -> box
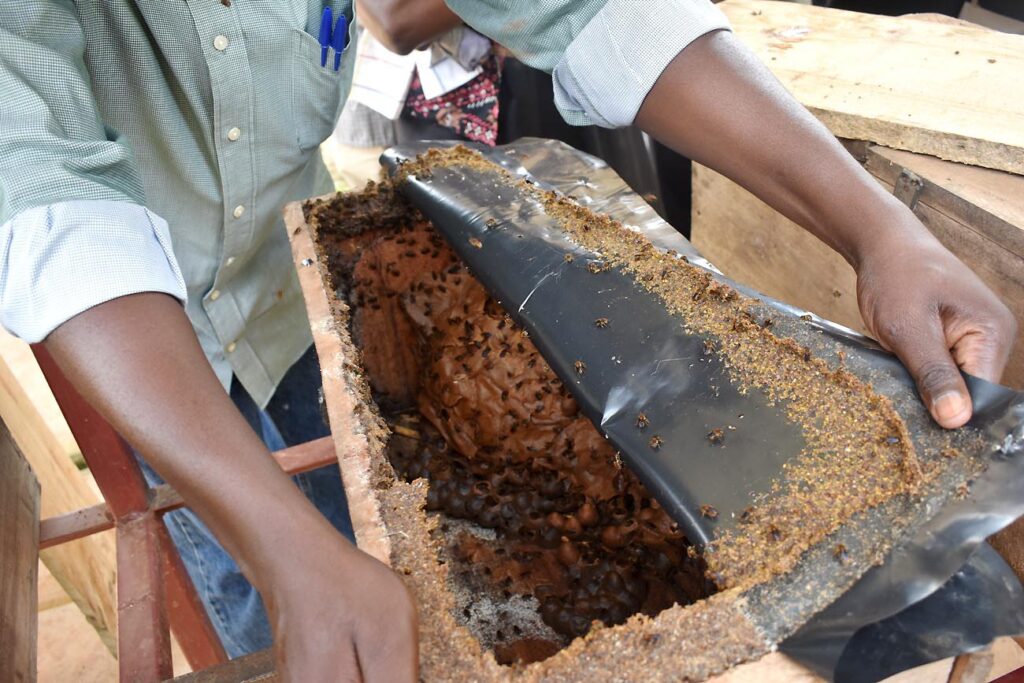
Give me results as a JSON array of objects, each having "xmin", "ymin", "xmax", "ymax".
[{"xmin": 0, "ymin": 0, "xmax": 728, "ymax": 406}]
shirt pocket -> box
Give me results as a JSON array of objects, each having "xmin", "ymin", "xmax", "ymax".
[{"xmin": 290, "ymin": 26, "xmax": 350, "ymax": 151}]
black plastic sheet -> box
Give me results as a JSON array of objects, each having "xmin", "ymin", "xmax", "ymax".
[{"xmin": 381, "ymin": 138, "xmax": 1024, "ymax": 681}]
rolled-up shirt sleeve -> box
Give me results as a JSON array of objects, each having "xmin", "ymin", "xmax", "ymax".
[
  {"xmin": 445, "ymin": 0, "xmax": 730, "ymax": 128},
  {"xmin": 1, "ymin": 3, "xmax": 187, "ymax": 341},
  {"xmin": 553, "ymin": 0, "xmax": 731, "ymax": 127},
  {"xmin": 0, "ymin": 201, "xmax": 187, "ymax": 342}
]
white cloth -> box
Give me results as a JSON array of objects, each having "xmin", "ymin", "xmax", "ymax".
[
  {"xmin": 553, "ymin": 0, "xmax": 731, "ymax": 127},
  {"xmin": 348, "ymin": 34, "xmax": 417, "ymax": 119},
  {"xmin": 0, "ymin": 201, "xmax": 186, "ymax": 342},
  {"xmin": 413, "ymin": 47, "xmax": 481, "ymax": 100}
]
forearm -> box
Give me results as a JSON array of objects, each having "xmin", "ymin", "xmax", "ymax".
[
  {"xmin": 635, "ymin": 30, "xmax": 930, "ymax": 268},
  {"xmin": 43, "ymin": 293, "xmax": 342, "ymax": 589},
  {"xmin": 634, "ymin": 29, "xmax": 1016, "ymax": 425},
  {"xmin": 355, "ymin": 0, "xmax": 461, "ymax": 54}
]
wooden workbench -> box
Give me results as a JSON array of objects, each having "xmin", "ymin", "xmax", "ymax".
[{"xmin": 719, "ymin": 0, "xmax": 1024, "ymax": 174}]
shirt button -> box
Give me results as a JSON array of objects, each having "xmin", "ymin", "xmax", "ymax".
[
  {"xmin": 226, "ymin": 341, "xmax": 237, "ymax": 354},
  {"xmin": 225, "ymin": 256, "xmax": 236, "ymax": 266},
  {"xmin": 209, "ymin": 289, "xmax": 221, "ymax": 301},
  {"xmin": 227, "ymin": 127, "xmax": 241, "ymax": 141},
  {"xmin": 213, "ymin": 35, "xmax": 230, "ymax": 51},
  {"xmin": 232, "ymin": 205, "xmax": 245, "ymax": 218}
]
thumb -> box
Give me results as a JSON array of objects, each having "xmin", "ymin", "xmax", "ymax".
[{"xmin": 881, "ymin": 316, "xmax": 972, "ymax": 429}]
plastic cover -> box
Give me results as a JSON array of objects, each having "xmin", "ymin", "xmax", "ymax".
[{"xmin": 381, "ymin": 138, "xmax": 1024, "ymax": 680}]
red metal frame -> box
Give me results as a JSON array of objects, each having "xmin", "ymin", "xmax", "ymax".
[
  {"xmin": 995, "ymin": 667, "xmax": 1024, "ymax": 683},
  {"xmin": 29, "ymin": 345, "xmax": 336, "ymax": 680},
  {"xmin": 38, "ymin": 437, "xmax": 335, "ymax": 549}
]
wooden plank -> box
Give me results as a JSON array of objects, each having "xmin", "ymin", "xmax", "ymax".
[
  {"xmin": 0, "ymin": 331, "xmax": 78, "ymax": 458},
  {"xmin": 284, "ymin": 199, "xmax": 393, "ymax": 566},
  {"xmin": 720, "ymin": 0, "xmax": 1024, "ymax": 175},
  {"xmin": 0, "ymin": 345, "xmax": 118, "ymax": 654},
  {"xmin": 39, "ymin": 504, "xmax": 115, "ymax": 550},
  {"xmin": 989, "ymin": 638, "xmax": 1024, "ymax": 681},
  {"xmin": 37, "ymin": 563, "xmax": 73, "ymax": 612},
  {"xmin": 866, "ymin": 147, "xmax": 1024, "ymax": 256},
  {"xmin": 0, "ymin": 420, "xmax": 40, "ymax": 683},
  {"xmin": 948, "ymin": 647, "xmax": 994, "ymax": 683}
]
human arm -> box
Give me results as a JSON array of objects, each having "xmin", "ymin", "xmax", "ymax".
[
  {"xmin": 44, "ymin": 294, "xmax": 417, "ymax": 682},
  {"xmin": 2, "ymin": 5, "xmax": 416, "ymax": 680},
  {"xmin": 355, "ymin": 0, "xmax": 462, "ymax": 54},
  {"xmin": 632, "ymin": 29, "xmax": 1015, "ymax": 428},
  {"xmin": 440, "ymin": 0, "xmax": 1014, "ymax": 428}
]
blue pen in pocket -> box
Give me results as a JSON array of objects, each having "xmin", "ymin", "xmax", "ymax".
[
  {"xmin": 318, "ymin": 7, "xmax": 333, "ymax": 67},
  {"xmin": 332, "ymin": 15, "xmax": 348, "ymax": 71},
  {"xmin": 318, "ymin": 7, "xmax": 348, "ymax": 70}
]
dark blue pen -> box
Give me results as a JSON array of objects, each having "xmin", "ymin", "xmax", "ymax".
[
  {"xmin": 332, "ymin": 15, "xmax": 348, "ymax": 71},
  {"xmin": 318, "ymin": 7, "xmax": 333, "ymax": 67}
]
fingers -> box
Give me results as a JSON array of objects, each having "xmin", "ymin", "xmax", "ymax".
[
  {"xmin": 357, "ymin": 587, "xmax": 418, "ymax": 683},
  {"xmin": 949, "ymin": 313, "xmax": 1017, "ymax": 385},
  {"xmin": 276, "ymin": 638, "xmax": 362, "ymax": 683},
  {"xmin": 856, "ymin": 231, "xmax": 1017, "ymax": 429},
  {"xmin": 359, "ymin": 645, "xmax": 416, "ymax": 683},
  {"xmin": 879, "ymin": 313, "xmax": 972, "ymax": 429},
  {"xmin": 358, "ymin": 629, "xmax": 417, "ymax": 682}
]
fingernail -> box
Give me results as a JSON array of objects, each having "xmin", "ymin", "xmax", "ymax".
[{"xmin": 932, "ymin": 391, "xmax": 970, "ymax": 427}]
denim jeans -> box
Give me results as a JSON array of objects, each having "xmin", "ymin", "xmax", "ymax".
[{"xmin": 136, "ymin": 346, "xmax": 353, "ymax": 658}]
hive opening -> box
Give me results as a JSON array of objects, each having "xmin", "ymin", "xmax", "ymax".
[{"xmin": 317, "ymin": 189, "xmax": 716, "ymax": 666}]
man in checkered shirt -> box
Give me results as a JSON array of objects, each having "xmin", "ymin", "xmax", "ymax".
[{"xmin": 0, "ymin": 1, "xmax": 1014, "ymax": 679}]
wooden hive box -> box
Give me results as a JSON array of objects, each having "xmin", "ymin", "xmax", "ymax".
[
  {"xmin": 283, "ymin": 190, "xmax": 776, "ymax": 683},
  {"xmin": 281, "ymin": 177, "xmax": 1017, "ymax": 683}
]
